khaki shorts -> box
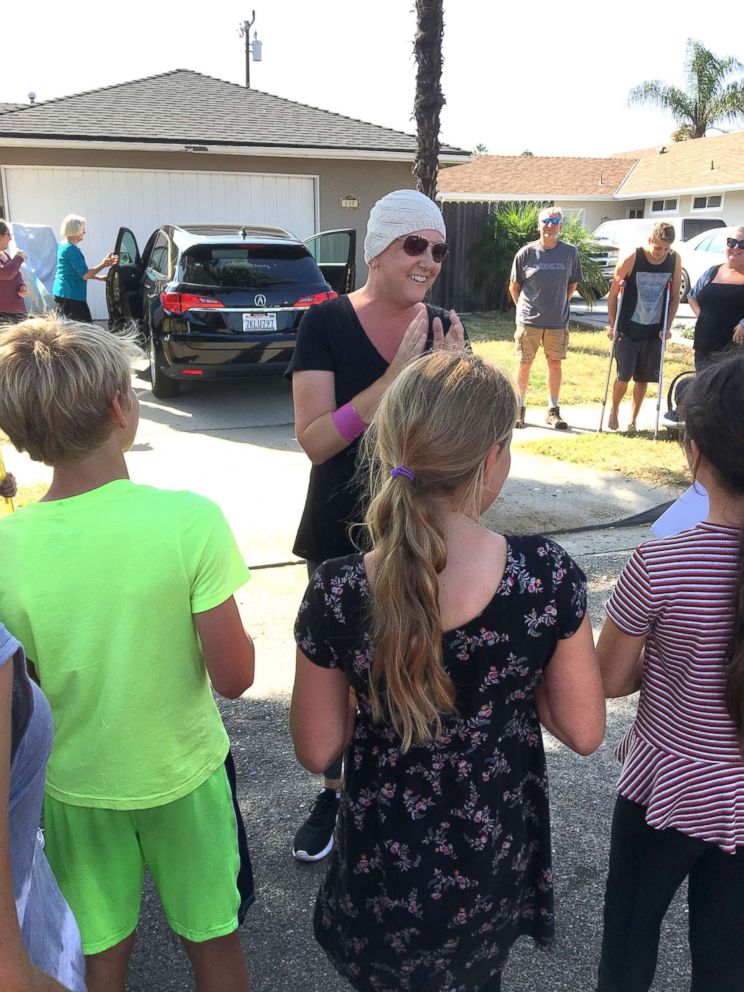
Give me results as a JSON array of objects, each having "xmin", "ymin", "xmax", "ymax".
[{"xmin": 515, "ymin": 325, "xmax": 569, "ymax": 362}]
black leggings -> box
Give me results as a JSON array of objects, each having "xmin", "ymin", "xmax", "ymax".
[
  {"xmin": 598, "ymin": 795, "xmax": 744, "ymax": 992},
  {"xmin": 306, "ymin": 559, "xmax": 343, "ymax": 781},
  {"xmin": 54, "ymin": 297, "xmax": 92, "ymax": 322}
]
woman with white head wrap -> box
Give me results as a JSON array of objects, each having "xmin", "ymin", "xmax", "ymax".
[{"xmin": 286, "ymin": 188, "xmax": 466, "ymax": 863}]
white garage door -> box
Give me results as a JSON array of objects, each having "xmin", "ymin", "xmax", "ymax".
[{"xmin": 2, "ymin": 166, "xmax": 318, "ymax": 319}]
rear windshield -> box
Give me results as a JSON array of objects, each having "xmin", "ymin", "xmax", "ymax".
[{"xmin": 181, "ymin": 244, "xmax": 322, "ymax": 289}]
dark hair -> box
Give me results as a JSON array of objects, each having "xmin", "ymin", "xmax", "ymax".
[
  {"xmin": 0, "ymin": 219, "xmax": 9, "ymax": 237},
  {"xmin": 683, "ymin": 352, "xmax": 744, "ymax": 749}
]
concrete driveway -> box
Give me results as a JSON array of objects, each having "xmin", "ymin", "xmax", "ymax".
[{"xmin": 2, "ymin": 367, "xmax": 692, "ymax": 991}]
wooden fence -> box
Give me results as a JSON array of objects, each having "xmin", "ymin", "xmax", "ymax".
[{"xmin": 430, "ymin": 200, "xmax": 494, "ymax": 313}]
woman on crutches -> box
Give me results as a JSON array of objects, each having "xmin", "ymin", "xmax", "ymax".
[{"xmin": 604, "ymin": 222, "xmax": 680, "ymax": 433}]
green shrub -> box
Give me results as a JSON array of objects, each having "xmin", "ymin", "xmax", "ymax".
[{"xmin": 472, "ymin": 202, "xmax": 609, "ymax": 311}]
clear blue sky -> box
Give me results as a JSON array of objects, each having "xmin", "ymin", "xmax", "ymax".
[{"xmin": 4, "ymin": 1, "xmax": 741, "ymax": 157}]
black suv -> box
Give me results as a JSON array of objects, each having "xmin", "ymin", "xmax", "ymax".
[{"xmin": 106, "ymin": 223, "xmax": 355, "ymax": 398}]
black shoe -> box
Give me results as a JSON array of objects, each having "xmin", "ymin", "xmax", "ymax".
[
  {"xmin": 546, "ymin": 406, "xmax": 568, "ymax": 430},
  {"xmin": 293, "ymin": 788, "xmax": 340, "ymax": 862},
  {"xmin": 515, "ymin": 405, "xmax": 526, "ymax": 428}
]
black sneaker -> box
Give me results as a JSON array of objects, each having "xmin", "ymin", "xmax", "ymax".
[
  {"xmin": 293, "ymin": 788, "xmax": 340, "ymax": 862},
  {"xmin": 545, "ymin": 406, "xmax": 568, "ymax": 430},
  {"xmin": 515, "ymin": 405, "xmax": 526, "ymax": 429}
]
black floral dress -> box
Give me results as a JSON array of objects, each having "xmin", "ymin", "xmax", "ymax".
[{"xmin": 294, "ymin": 535, "xmax": 587, "ymax": 992}]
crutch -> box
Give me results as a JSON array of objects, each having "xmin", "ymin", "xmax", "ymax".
[
  {"xmin": 653, "ymin": 280, "xmax": 673, "ymax": 441},
  {"xmin": 598, "ymin": 280, "xmax": 625, "ymax": 432}
]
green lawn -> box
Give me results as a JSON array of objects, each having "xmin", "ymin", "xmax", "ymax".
[
  {"xmin": 467, "ymin": 311, "xmax": 693, "ymax": 407},
  {"xmin": 520, "ymin": 431, "xmax": 689, "ymax": 489}
]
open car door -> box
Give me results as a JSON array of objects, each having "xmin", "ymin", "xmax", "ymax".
[
  {"xmin": 106, "ymin": 227, "xmax": 144, "ymax": 328},
  {"xmin": 302, "ymin": 229, "xmax": 356, "ymax": 295}
]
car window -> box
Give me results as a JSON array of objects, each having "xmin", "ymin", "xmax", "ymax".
[
  {"xmin": 149, "ymin": 245, "xmax": 168, "ymax": 275},
  {"xmin": 181, "ymin": 244, "xmax": 322, "ymax": 289},
  {"xmin": 118, "ymin": 230, "xmax": 138, "ymax": 266},
  {"xmin": 694, "ymin": 234, "xmax": 715, "ymax": 252},
  {"xmin": 146, "ymin": 233, "xmax": 171, "ymax": 276},
  {"xmin": 705, "ymin": 232, "xmax": 728, "ymax": 253}
]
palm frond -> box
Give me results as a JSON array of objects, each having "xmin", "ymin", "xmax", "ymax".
[{"xmin": 629, "ymin": 38, "xmax": 744, "ymax": 140}]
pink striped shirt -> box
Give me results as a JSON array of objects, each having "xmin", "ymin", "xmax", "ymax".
[{"xmin": 606, "ymin": 521, "xmax": 744, "ymax": 853}]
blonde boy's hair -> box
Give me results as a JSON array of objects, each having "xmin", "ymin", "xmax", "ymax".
[
  {"xmin": 651, "ymin": 222, "xmax": 675, "ymax": 244},
  {"xmin": 60, "ymin": 214, "xmax": 86, "ymax": 239},
  {"xmin": 0, "ymin": 316, "xmax": 142, "ymax": 466}
]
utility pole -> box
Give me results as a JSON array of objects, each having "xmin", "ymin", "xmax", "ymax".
[{"xmin": 239, "ymin": 12, "xmax": 263, "ymax": 88}]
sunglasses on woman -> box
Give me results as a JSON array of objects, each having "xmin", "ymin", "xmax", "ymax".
[
  {"xmin": 726, "ymin": 237, "xmax": 744, "ymax": 249},
  {"xmin": 400, "ymin": 235, "xmax": 449, "ymax": 263}
]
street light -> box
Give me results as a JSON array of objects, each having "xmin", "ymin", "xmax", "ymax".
[{"xmin": 239, "ymin": 12, "xmax": 263, "ymax": 89}]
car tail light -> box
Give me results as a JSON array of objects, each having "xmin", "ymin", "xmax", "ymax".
[
  {"xmin": 182, "ymin": 369, "xmax": 204, "ymax": 376},
  {"xmin": 160, "ymin": 293, "xmax": 225, "ymax": 314},
  {"xmin": 291, "ymin": 290, "xmax": 338, "ymax": 307}
]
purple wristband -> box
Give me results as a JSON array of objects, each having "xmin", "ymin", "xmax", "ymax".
[{"xmin": 331, "ymin": 402, "xmax": 367, "ymax": 444}]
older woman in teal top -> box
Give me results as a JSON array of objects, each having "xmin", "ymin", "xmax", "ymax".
[{"xmin": 52, "ymin": 215, "xmax": 117, "ymax": 322}]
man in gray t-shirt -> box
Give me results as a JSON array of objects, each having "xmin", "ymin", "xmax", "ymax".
[{"xmin": 509, "ymin": 208, "xmax": 582, "ymax": 429}]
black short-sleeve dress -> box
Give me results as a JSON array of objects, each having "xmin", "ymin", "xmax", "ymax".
[
  {"xmin": 286, "ymin": 296, "xmax": 461, "ymax": 563},
  {"xmin": 293, "ymin": 535, "xmax": 588, "ymax": 992}
]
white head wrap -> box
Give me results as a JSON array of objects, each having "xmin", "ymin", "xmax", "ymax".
[{"xmin": 363, "ymin": 189, "xmax": 446, "ymax": 263}]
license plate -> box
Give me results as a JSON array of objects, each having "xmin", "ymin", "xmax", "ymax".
[{"xmin": 242, "ymin": 312, "xmax": 278, "ymax": 332}]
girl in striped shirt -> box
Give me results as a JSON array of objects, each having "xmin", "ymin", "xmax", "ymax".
[{"xmin": 596, "ymin": 351, "xmax": 744, "ymax": 992}]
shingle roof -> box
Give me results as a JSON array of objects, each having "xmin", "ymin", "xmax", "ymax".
[
  {"xmin": 437, "ymin": 155, "xmax": 636, "ymax": 199},
  {"xmin": 0, "ymin": 102, "xmax": 26, "ymax": 114},
  {"xmin": 0, "ymin": 69, "xmax": 468, "ymax": 157},
  {"xmin": 614, "ymin": 130, "xmax": 744, "ymax": 196}
]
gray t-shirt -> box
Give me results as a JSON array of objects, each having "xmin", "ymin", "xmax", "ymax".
[{"xmin": 511, "ymin": 240, "xmax": 582, "ymax": 329}]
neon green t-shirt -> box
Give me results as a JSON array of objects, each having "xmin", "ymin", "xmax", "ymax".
[{"xmin": 0, "ymin": 480, "xmax": 250, "ymax": 809}]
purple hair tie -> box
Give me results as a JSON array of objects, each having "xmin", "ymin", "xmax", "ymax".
[{"xmin": 390, "ymin": 465, "xmax": 415, "ymax": 481}]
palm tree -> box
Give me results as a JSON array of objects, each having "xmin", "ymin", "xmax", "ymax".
[
  {"xmin": 412, "ymin": 0, "xmax": 445, "ymax": 200},
  {"xmin": 629, "ymin": 39, "xmax": 744, "ymax": 141}
]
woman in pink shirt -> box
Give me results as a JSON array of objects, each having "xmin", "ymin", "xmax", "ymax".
[
  {"xmin": 596, "ymin": 351, "xmax": 744, "ymax": 991},
  {"xmin": 0, "ymin": 221, "xmax": 27, "ymax": 324}
]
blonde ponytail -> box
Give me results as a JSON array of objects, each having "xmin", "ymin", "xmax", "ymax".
[{"xmin": 362, "ymin": 352, "xmax": 517, "ymax": 750}]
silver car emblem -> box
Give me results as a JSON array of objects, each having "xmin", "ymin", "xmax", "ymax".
[{"xmin": 254, "ymin": 294, "xmax": 267, "ymax": 307}]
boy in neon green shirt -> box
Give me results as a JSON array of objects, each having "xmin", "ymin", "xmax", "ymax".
[{"xmin": 0, "ymin": 317, "xmax": 255, "ymax": 992}]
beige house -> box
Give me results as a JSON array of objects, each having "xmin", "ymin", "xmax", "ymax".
[
  {"xmin": 616, "ymin": 131, "xmax": 744, "ymax": 222},
  {"xmin": 437, "ymin": 155, "xmax": 641, "ymax": 231},
  {"xmin": 437, "ymin": 131, "xmax": 744, "ymax": 229},
  {"xmin": 0, "ymin": 70, "xmax": 469, "ymax": 318}
]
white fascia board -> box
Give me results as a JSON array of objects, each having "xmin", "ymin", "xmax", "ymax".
[
  {"xmin": 437, "ymin": 192, "xmax": 616, "ymax": 202},
  {"xmin": 0, "ymin": 137, "xmax": 469, "ymax": 165},
  {"xmin": 615, "ymin": 181, "xmax": 744, "ymax": 199}
]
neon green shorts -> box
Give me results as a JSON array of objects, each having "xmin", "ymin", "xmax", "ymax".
[{"xmin": 43, "ymin": 758, "xmax": 254, "ymax": 954}]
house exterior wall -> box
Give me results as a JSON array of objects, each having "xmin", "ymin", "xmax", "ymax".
[
  {"xmin": 644, "ymin": 190, "xmax": 744, "ymax": 226},
  {"xmin": 0, "ymin": 146, "xmax": 418, "ymax": 284}
]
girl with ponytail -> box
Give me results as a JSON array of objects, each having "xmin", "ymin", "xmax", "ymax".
[
  {"xmin": 291, "ymin": 351, "xmax": 605, "ymax": 992},
  {"xmin": 597, "ymin": 351, "xmax": 744, "ymax": 991}
]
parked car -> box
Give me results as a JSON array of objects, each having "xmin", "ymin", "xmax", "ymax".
[
  {"xmin": 592, "ymin": 216, "xmax": 727, "ymax": 289},
  {"xmin": 106, "ymin": 223, "xmax": 355, "ymax": 398},
  {"xmin": 675, "ymin": 226, "xmax": 739, "ymax": 302}
]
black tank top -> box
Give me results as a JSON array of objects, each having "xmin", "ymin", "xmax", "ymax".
[
  {"xmin": 693, "ymin": 268, "xmax": 744, "ymax": 358},
  {"xmin": 618, "ymin": 247, "xmax": 676, "ymax": 342}
]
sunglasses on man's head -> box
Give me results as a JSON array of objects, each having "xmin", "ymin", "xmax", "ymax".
[
  {"xmin": 400, "ymin": 234, "xmax": 449, "ymax": 263},
  {"xmin": 540, "ymin": 216, "xmax": 562, "ymax": 226},
  {"xmin": 726, "ymin": 237, "xmax": 744, "ymax": 249}
]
